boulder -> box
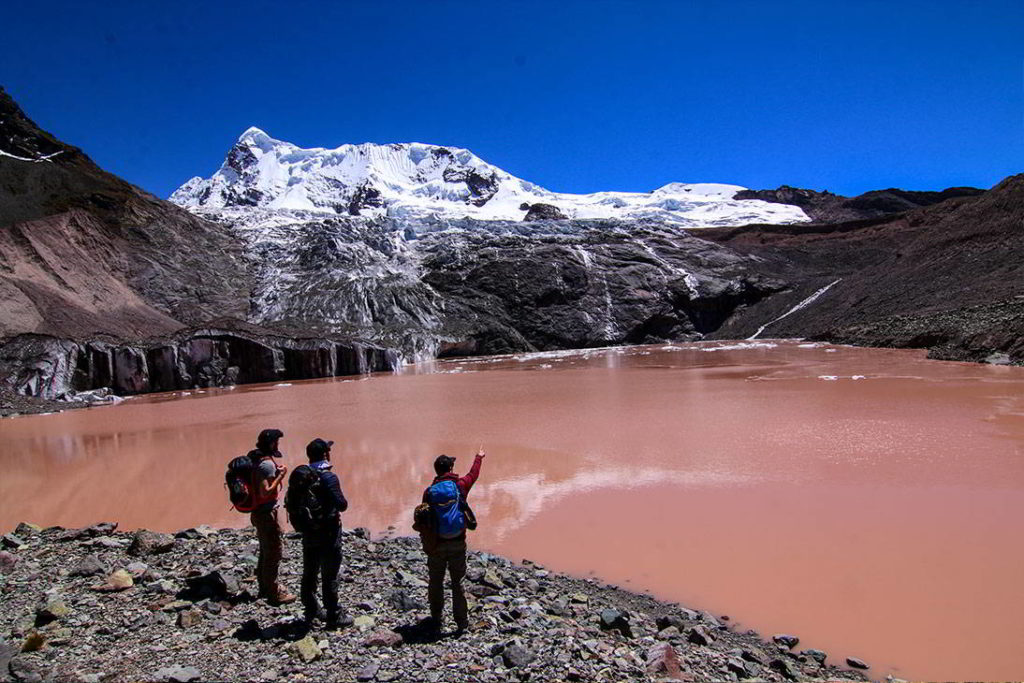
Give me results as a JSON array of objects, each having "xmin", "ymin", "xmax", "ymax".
[
  {"xmin": 128, "ymin": 530, "xmax": 175, "ymax": 557},
  {"xmin": 687, "ymin": 625, "xmax": 713, "ymax": 646},
  {"xmin": 599, "ymin": 609, "xmax": 632, "ymax": 638},
  {"xmin": 803, "ymin": 648, "xmax": 827, "ymax": 665},
  {"xmin": 645, "ymin": 642, "xmax": 683, "ymax": 678},
  {"xmin": 292, "ymin": 635, "xmax": 321, "ymax": 662},
  {"xmin": 34, "ymin": 597, "xmax": 70, "ymax": 626},
  {"xmin": 2, "ymin": 534, "xmax": 25, "ymax": 549},
  {"xmin": 846, "ymin": 657, "xmax": 869, "ymax": 670},
  {"xmin": 181, "ymin": 570, "xmax": 242, "ymax": 602},
  {"xmin": 502, "ymin": 644, "xmax": 535, "ymax": 668},
  {"xmin": 356, "ymin": 661, "xmax": 380, "ymax": 681},
  {"xmin": 387, "ymin": 590, "xmax": 423, "ymax": 612},
  {"xmin": 361, "ymin": 630, "xmax": 403, "ymax": 648},
  {"xmin": 773, "ymin": 634, "xmax": 800, "ymax": 649},
  {"xmin": 13, "ymin": 523, "xmax": 41, "ymax": 537},
  {"xmin": 93, "ymin": 569, "xmax": 133, "ymax": 592}
]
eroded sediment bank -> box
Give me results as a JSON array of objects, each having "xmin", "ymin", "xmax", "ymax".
[{"xmin": 0, "ymin": 522, "xmax": 869, "ymax": 683}]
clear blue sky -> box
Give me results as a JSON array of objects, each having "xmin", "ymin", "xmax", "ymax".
[{"xmin": 2, "ymin": 0, "xmax": 1021, "ymax": 198}]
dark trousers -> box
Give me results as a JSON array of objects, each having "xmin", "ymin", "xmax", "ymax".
[
  {"xmin": 427, "ymin": 537, "xmax": 468, "ymax": 629},
  {"xmin": 250, "ymin": 509, "xmax": 283, "ymax": 598},
  {"xmin": 300, "ymin": 524, "xmax": 343, "ymax": 621}
]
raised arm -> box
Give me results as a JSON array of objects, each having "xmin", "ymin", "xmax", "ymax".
[{"xmin": 458, "ymin": 449, "xmax": 486, "ymax": 496}]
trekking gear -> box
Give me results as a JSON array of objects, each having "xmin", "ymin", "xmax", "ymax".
[
  {"xmin": 461, "ymin": 498, "xmax": 478, "ymax": 531},
  {"xmin": 226, "ymin": 455, "xmax": 258, "ymax": 512},
  {"xmin": 413, "ymin": 502, "xmax": 439, "ymax": 553},
  {"xmin": 285, "ymin": 464, "xmax": 333, "ymax": 533},
  {"xmin": 426, "ymin": 479, "xmax": 466, "ymax": 539}
]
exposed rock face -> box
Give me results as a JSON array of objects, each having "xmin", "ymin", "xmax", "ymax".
[
  {"xmin": 0, "ymin": 329, "xmax": 398, "ymax": 401},
  {"xmin": 706, "ymin": 174, "xmax": 1024, "ymax": 363},
  {"xmin": 733, "ymin": 185, "xmax": 984, "ymax": 223},
  {"xmin": 522, "ymin": 203, "xmax": 568, "ymax": 221}
]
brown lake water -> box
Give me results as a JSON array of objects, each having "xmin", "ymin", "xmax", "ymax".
[{"xmin": 2, "ymin": 341, "xmax": 1022, "ymax": 680}]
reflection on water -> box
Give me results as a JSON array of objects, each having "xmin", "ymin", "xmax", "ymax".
[{"xmin": 1, "ymin": 341, "xmax": 1023, "ymax": 680}]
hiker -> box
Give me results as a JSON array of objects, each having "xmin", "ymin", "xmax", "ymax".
[
  {"xmin": 285, "ymin": 438, "xmax": 353, "ymax": 630},
  {"xmin": 248, "ymin": 428, "xmax": 296, "ymax": 605},
  {"xmin": 420, "ymin": 448, "xmax": 485, "ymax": 633}
]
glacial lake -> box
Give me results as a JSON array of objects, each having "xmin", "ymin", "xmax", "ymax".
[{"xmin": 2, "ymin": 341, "xmax": 1022, "ymax": 680}]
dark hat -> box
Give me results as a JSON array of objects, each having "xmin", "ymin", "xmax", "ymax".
[
  {"xmin": 307, "ymin": 438, "xmax": 334, "ymax": 459},
  {"xmin": 434, "ymin": 454, "xmax": 456, "ymax": 474},
  {"xmin": 256, "ymin": 428, "xmax": 284, "ymax": 451}
]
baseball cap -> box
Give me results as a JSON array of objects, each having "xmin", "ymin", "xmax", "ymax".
[
  {"xmin": 307, "ymin": 438, "xmax": 335, "ymax": 459},
  {"xmin": 434, "ymin": 454, "xmax": 456, "ymax": 473}
]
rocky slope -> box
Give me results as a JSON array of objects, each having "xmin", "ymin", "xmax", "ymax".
[
  {"xmin": 702, "ymin": 175, "xmax": 1024, "ymax": 363},
  {"xmin": 0, "ymin": 522, "xmax": 869, "ymax": 683},
  {"xmin": 732, "ymin": 185, "xmax": 985, "ymax": 223}
]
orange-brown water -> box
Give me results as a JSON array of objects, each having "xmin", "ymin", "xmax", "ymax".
[{"xmin": 2, "ymin": 341, "xmax": 1022, "ymax": 679}]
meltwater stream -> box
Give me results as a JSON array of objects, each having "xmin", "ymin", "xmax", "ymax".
[{"xmin": 1, "ymin": 341, "xmax": 1022, "ymax": 680}]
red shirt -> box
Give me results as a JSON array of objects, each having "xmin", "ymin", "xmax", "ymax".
[{"xmin": 422, "ymin": 454, "xmax": 484, "ymax": 503}]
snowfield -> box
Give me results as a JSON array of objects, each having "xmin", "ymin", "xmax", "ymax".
[{"xmin": 171, "ymin": 127, "xmax": 809, "ymax": 227}]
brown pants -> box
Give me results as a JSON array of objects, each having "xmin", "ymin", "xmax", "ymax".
[
  {"xmin": 250, "ymin": 508, "xmax": 283, "ymax": 598},
  {"xmin": 427, "ymin": 537, "xmax": 468, "ymax": 629}
]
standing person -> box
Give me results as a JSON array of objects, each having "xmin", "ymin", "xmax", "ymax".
[
  {"xmin": 422, "ymin": 448, "xmax": 485, "ymax": 634},
  {"xmin": 249, "ymin": 428, "xmax": 296, "ymax": 605},
  {"xmin": 286, "ymin": 438, "xmax": 353, "ymax": 630}
]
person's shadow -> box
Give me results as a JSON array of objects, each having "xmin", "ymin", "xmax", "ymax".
[{"xmin": 233, "ymin": 617, "xmax": 310, "ymax": 642}]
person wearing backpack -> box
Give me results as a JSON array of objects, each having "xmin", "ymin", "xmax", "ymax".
[
  {"xmin": 286, "ymin": 438, "xmax": 352, "ymax": 630},
  {"xmin": 421, "ymin": 448, "xmax": 485, "ymax": 634},
  {"xmin": 248, "ymin": 428, "xmax": 296, "ymax": 606}
]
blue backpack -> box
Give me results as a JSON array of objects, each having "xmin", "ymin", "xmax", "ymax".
[{"xmin": 427, "ymin": 479, "xmax": 466, "ymax": 538}]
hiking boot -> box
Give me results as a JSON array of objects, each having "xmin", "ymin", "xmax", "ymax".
[
  {"xmin": 325, "ymin": 612, "xmax": 354, "ymax": 631},
  {"xmin": 268, "ymin": 589, "xmax": 297, "ymax": 606},
  {"xmin": 303, "ymin": 608, "xmax": 327, "ymax": 626}
]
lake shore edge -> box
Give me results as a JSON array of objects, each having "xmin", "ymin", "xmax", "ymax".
[{"xmin": 0, "ymin": 521, "xmax": 872, "ymax": 682}]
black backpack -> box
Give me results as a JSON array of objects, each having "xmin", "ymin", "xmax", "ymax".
[
  {"xmin": 285, "ymin": 465, "xmax": 332, "ymax": 533},
  {"xmin": 225, "ymin": 455, "xmax": 258, "ymax": 512}
]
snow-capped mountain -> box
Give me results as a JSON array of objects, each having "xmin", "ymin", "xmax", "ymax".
[{"xmin": 170, "ymin": 128, "xmax": 809, "ymax": 227}]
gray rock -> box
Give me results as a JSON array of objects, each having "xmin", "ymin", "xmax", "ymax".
[
  {"xmin": 687, "ymin": 625, "xmax": 713, "ymax": 646},
  {"xmin": 13, "ymin": 523, "xmax": 41, "ymax": 537},
  {"xmin": 803, "ymin": 648, "xmax": 827, "ymax": 665},
  {"xmin": 153, "ymin": 665, "xmax": 202, "ymax": 682},
  {"xmin": 1, "ymin": 534, "xmax": 25, "ymax": 549},
  {"xmin": 9, "ymin": 655, "xmax": 43, "ymax": 683},
  {"xmin": 599, "ymin": 609, "xmax": 632, "ymax": 637},
  {"xmin": 127, "ymin": 530, "xmax": 176, "ymax": 557},
  {"xmin": 502, "ymin": 644, "xmax": 535, "ymax": 668},
  {"xmin": 355, "ymin": 661, "xmax": 380, "ymax": 681},
  {"xmin": 70, "ymin": 554, "xmax": 107, "ymax": 577},
  {"xmin": 387, "ymin": 590, "xmax": 423, "ymax": 612},
  {"xmin": 0, "ymin": 550, "xmax": 18, "ymax": 574},
  {"xmin": 846, "ymin": 657, "xmax": 869, "ymax": 669},
  {"xmin": 35, "ymin": 597, "xmax": 70, "ymax": 626},
  {"xmin": 773, "ymin": 633, "xmax": 800, "ymax": 649},
  {"xmin": 769, "ymin": 658, "xmax": 799, "ymax": 681}
]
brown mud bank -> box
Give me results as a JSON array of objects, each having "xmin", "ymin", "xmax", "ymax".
[{"xmin": 0, "ymin": 522, "xmax": 868, "ymax": 683}]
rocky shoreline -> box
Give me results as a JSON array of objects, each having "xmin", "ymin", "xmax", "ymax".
[{"xmin": 0, "ymin": 522, "xmax": 872, "ymax": 683}]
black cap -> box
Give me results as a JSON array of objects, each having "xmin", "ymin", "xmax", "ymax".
[
  {"xmin": 256, "ymin": 428, "xmax": 284, "ymax": 452},
  {"xmin": 434, "ymin": 454, "xmax": 456, "ymax": 474},
  {"xmin": 307, "ymin": 438, "xmax": 334, "ymax": 460}
]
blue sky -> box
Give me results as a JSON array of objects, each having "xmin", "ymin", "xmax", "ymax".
[{"xmin": 2, "ymin": 0, "xmax": 1021, "ymax": 198}]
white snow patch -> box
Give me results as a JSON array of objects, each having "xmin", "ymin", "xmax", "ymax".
[{"xmin": 748, "ymin": 279, "xmax": 842, "ymax": 340}]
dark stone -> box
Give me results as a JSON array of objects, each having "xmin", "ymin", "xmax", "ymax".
[
  {"xmin": 687, "ymin": 625, "xmax": 713, "ymax": 646},
  {"xmin": 128, "ymin": 530, "xmax": 176, "ymax": 557},
  {"xmin": 769, "ymin": 658, "xmax": 799, "ymax": 681},
  {"xmin": 501, "ymin": 644, "xmax": 534, "ymax": 668},
  {"xmin": 1, "ymin": 534, "xmax": 24, "ymax": 549},
  {"xmin": 773, "ymin": 633, "xmax": 800, "ymax": 649},
  {"xmin": 598, "ymin": 609, "xmax": 632, "ymax": 638},
  {"xmin": 8, "ymin": 655, "xmax": 43, "ymax": 683},
  {"xmin": 0, "ymin": 551, "xmax": 18, "ymax": 574},
  {"xmin": 846, "ymin": 657, "xmax": 869, "ymax": 670},
  {"xmin": 523, "ymin": 203, "xmax": 568, "ymax": 221},
  {"xmin": 387, "ymin": 590, "xmax": 423, "ymax": 612},
  {"xmin": 356, "ymin": 661, "xmax": 380, "ymax": 682},
  {"xmin": 802, "ymin": 648, "xmax": 827, "ymax": 665},
  {"xmin": 180, "ymin": 570, "xmax": 242, "ymax": 602},
  {"xmin": 645, "ymin": 642, "xmax": 683, "ymax": 678}
]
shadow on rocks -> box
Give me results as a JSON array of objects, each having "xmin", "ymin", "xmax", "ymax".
[
  {"xmin": 394, "ymin": 618, "xmax": 452, "ymax": 644},
  {"xmin": 233, "ymin": 618, "xmax": 310, "ymax": 643}
]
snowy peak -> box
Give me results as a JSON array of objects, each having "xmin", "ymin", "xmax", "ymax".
[{"xmin": 170, "ymin": 130, "xmax": 811, "ymax": 227}]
